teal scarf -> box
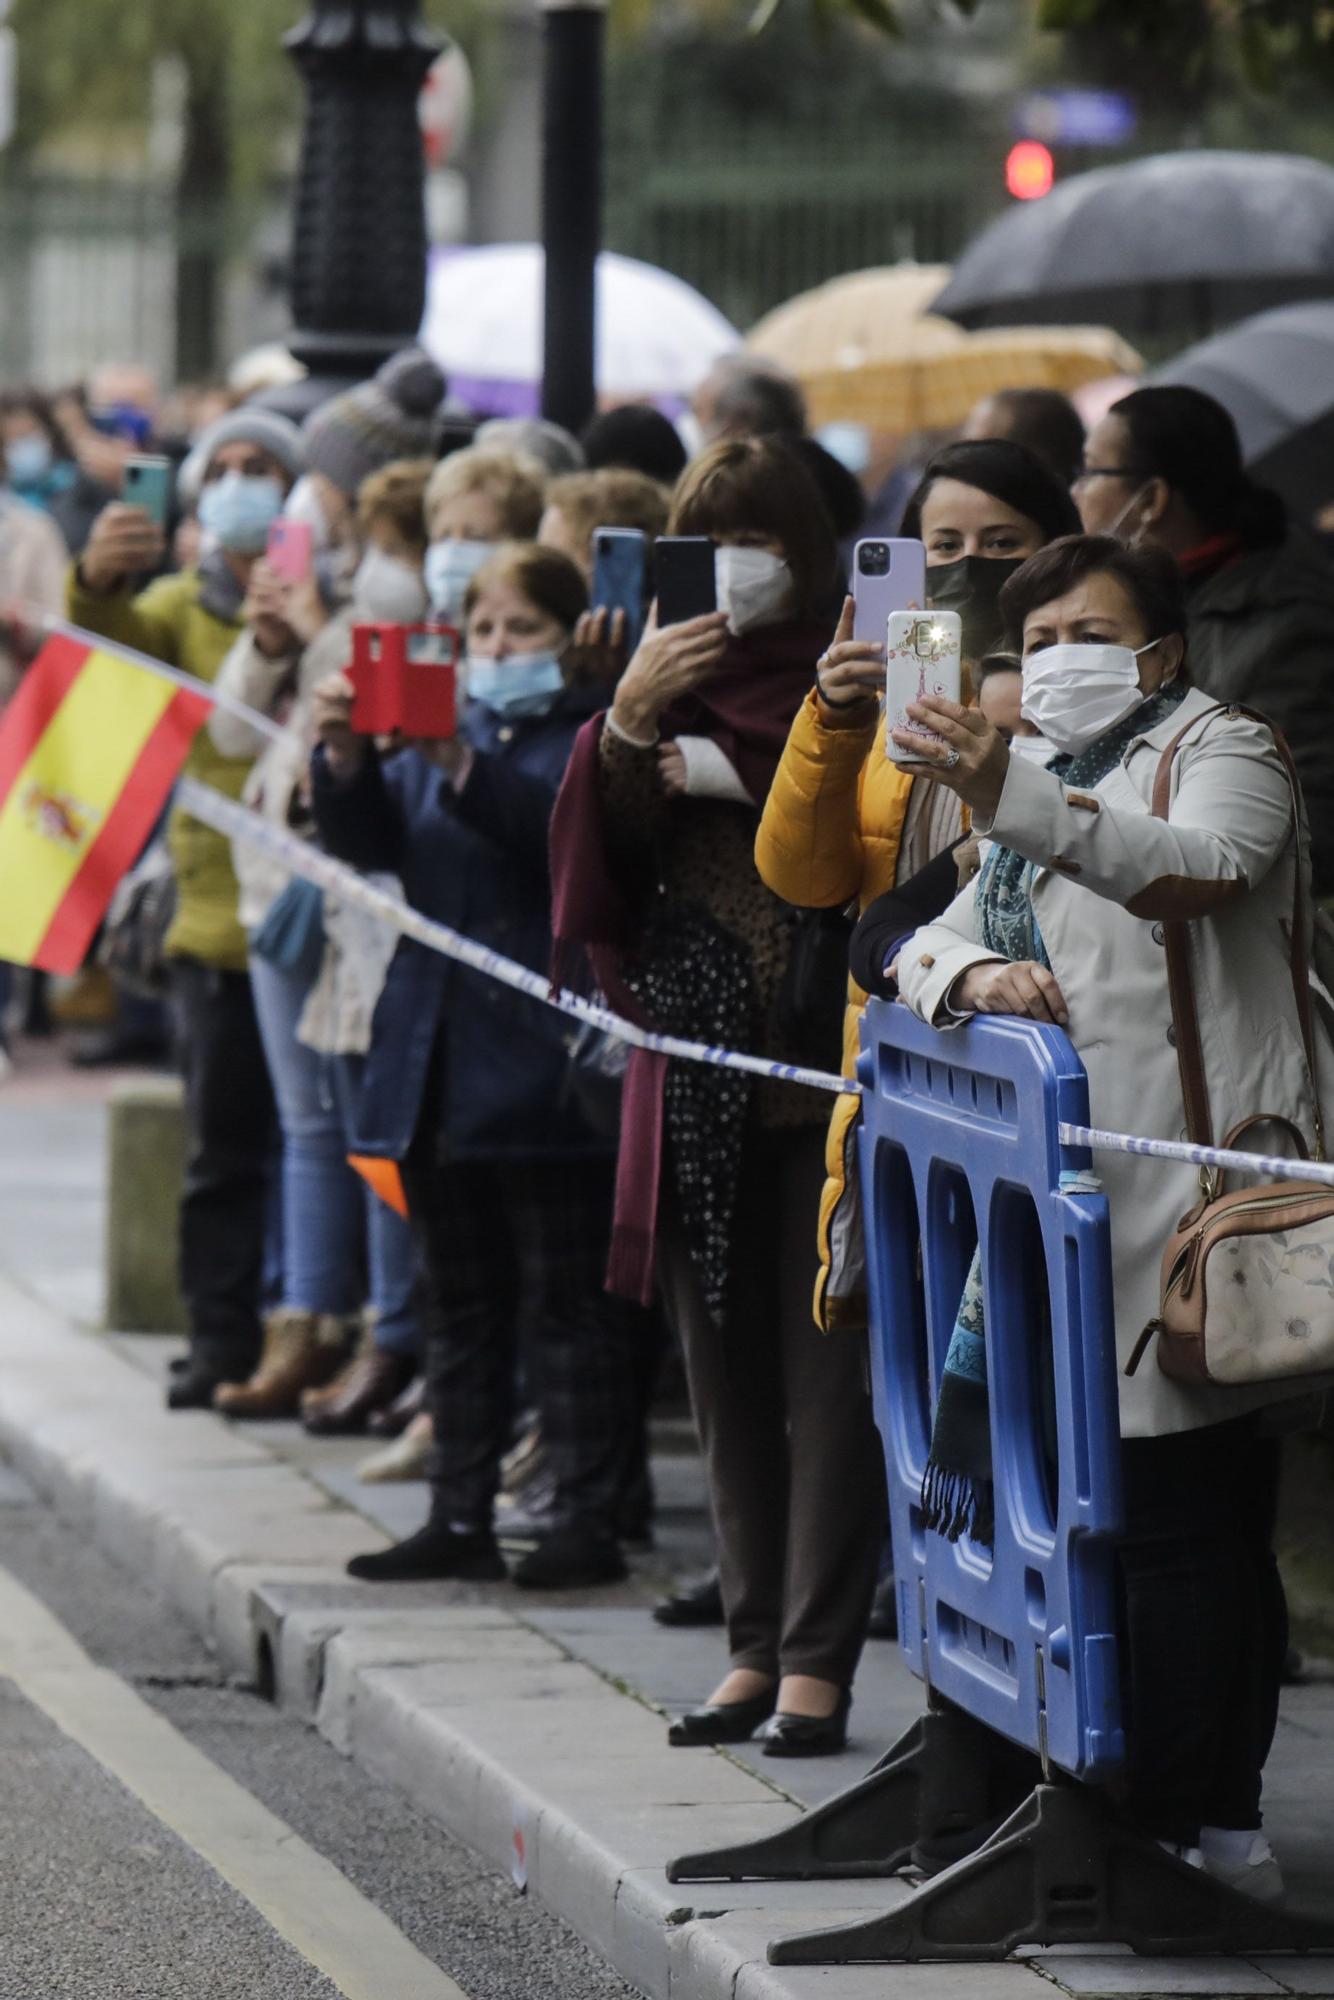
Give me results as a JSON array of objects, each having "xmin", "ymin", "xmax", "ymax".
[{"xmin": 921, "ymin": 683, "xmax": 1186, "ymax": 1547}]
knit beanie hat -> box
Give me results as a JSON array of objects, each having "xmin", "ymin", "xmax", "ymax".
[
  {"xmin": 302, "ymin": 348, "xmax": 446, "ymax": 499},
  {"xmin": 177, "ymin": 405, "xmax": 305, "ymax": 507}
]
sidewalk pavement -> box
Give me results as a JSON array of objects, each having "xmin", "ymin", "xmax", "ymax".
[{"xmin": 3, "ymin": 1043, "xmax": 1334, "ymax": 2000}]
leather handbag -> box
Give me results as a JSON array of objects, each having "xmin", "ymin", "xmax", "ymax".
[{"xmin": 1130, "ymin": 706, "xmax": 1334, "ymax": 1388}]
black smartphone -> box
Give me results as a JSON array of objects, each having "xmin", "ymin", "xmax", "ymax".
[{"xmin": 655, "ymin": 536, "xmax": 716, "ymax": 626}]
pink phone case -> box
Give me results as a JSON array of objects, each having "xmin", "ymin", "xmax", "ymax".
[{"xmin": 267, "ymin": 517, "xmax": 313, "ymax": 583}]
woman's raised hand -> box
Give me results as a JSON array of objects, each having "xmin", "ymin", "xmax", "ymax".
[
  {"xmin": 566, "ymin": 606, "xmax": 629, "ymax": 689},
  {"xmin": 609, "ymin": 605, "xmax": 729, "ymax": 744},
  {"xmin": 892, "ymin": 693, "xmax": 1011, "ymax": 822},
  {"xmin": 815, "ymin": 596, "xmax": 884, "ymax": 725},
  {"xmin": 80, "ymin": 502, "xmax": 166, "ymax": 594},
  {"xmin": 952, "ymin": 959, "xmax": 1069, "ymax": 1028},
  {"xmin": 311, "ymin": 670, "xmax": 365, "ymax": 780}
]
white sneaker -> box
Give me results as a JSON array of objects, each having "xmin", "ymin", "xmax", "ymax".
[{"xmin": 1199, "ymin": 1827, "xmax": 1285, "ymax": 1904}]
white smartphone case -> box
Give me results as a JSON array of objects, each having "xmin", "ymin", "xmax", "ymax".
[{"xmin": 885, "ymin": 610, "xmax": 963, "ymax": 764}]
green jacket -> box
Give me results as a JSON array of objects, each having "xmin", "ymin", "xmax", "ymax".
[{"xmin": 66, "ymin": 564, "xmax": 254, "ymax": 970}]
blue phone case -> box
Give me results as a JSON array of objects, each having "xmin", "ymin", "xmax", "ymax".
[
  {"xmin": 123, "ymin": 456, "xmax": 172, "ymax": 530},
  {"xmin": 591, "ymin": 528, "xmax": 647, "ymax": 652}
]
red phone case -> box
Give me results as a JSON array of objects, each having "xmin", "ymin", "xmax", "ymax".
[{"xmin": 348, "ymin": 622, "xmax": 460, "ymax": 738}]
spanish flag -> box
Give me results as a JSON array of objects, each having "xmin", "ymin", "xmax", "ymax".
[{"xmin": 0, "ymin": 630, "xmax": 208, "ymax": 973}]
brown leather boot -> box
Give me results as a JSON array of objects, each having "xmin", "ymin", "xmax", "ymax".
[
  {"xmin": 213, "ymin": 1310, "xmax": 351, "ymax": 1419},
  {"xmin": 300, "ymin": 1329, "xmax": 417, "ymax": 1436}
]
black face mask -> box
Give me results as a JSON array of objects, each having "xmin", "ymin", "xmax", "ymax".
[{"xmin": 927, "ymin": 554, "xmax": 1026, "ymax": 662}]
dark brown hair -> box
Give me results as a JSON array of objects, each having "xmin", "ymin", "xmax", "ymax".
[
  {"xmin": 669, "ymin": 435, "xmax": 840, "ymax": 622},
  {"xmin": 999, "ymin": 533, "xmax": 1189, "ymax": 649},
  {"xmin": 464, "ymin": 541, "xmax": 588, "ymax": 634}
]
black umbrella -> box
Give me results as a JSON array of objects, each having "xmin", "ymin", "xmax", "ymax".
[
  {"xmin": 931, "ymin": 151, "xmax": 1334, "ymax": 339},
  {"xmin": 1149, "ymin": 300, "xmax": 1334, "ymax": 520}
]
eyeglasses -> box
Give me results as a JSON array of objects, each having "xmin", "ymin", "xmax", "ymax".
[{"xmin": 1072, "ymin": 464, "xmax": 1146, "ymax": 486}]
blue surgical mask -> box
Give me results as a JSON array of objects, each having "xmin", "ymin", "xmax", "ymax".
[
  {"xmin": 465, "ymin": 650, "xmax": 565, "ymax": 719},
  {"xmin": 425, "ymin": 539, "xmax": 496, "ymax": 622},
  {"xmin": 7, "ymin": 434, "xmax": 53, "ymax": 485},
  {"xmin": 198, "ymin": 471, "xmax": 284, "ymax": 555}
]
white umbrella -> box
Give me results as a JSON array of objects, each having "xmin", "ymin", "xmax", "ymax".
[{"xmin": 420, "ymin": 243, "xmax": 738, "ymax": 414}]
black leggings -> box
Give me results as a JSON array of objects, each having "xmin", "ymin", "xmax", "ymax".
[{"xmin": 1117, "ymin": 1416, "xmax": 1286, "ymax": 1844}]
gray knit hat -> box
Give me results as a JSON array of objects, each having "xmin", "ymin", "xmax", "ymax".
[
  {"xmin": 475, "ymin": 416, "xmax": 584, "ymax": 476},
  {"xmin": 302, "ymin": 348, "xmax": 446, "ymax": 498},
  {"xmin": 177, "ymin": 405, "xmax": 305, "ymax": 506}
]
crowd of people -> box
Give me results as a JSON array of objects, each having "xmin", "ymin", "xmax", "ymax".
[{"xmin": 4, "ymin": 334, "xmax": 1334, "ymax": 1895}]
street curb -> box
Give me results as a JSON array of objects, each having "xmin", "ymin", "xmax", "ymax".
[{"xmin": 0, "ymin": 1273, "xmax": 967, "ymax": 2000}]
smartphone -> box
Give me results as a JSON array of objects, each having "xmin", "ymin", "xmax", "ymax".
[
  {"xmin": 349, "ymin": 622, "xmax": 458, "ymax": 738},
  {"xmin": 591, "ymin": 527, "xmax": 648, "ymax": 652},
  {"xmin": 885, "ymin": 610, "xmax": 962, "ymax": 766},
  {"xmin": 852, "ymin": 537, "xmax": 926, "ymax": 647},
  {"xmin": 123, "ymin": 454, "xmax": 172, "ymax": 529},
  {"xmin": 655, "ymin": 536, "xmax": 716, "ymax": 626},
  {"xmin": 267, "ymin": 516, "xmax": 313, "ymax": 584}
]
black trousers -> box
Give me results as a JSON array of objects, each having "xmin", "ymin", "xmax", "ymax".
[
  {"xmin": 659, "ymin": 1125, "xmax": 887, "ymax": 1686},
  {"xmin": 169, "ymin": 958, "xmax": 276, "ymax": 1372},
  {"xmin": 402, "ymin": 1152, "xmax": 644, "ymax": 1535},
  {"xmin": 1117, "ymin": 1415, "xmax": 1286, "ymax": 1844}
]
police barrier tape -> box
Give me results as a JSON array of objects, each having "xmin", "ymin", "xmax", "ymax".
[
  {"xmin": 178, "ymin": 774, "xmax": 1334, "ymax": 1195},
  {"xmin": 38, "ymin": 608, "xmax": 1331, "ymax": 1193}
]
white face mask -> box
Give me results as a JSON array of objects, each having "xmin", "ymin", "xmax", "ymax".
[
  {"xmin": 424, "ymin": 538, "xmax": 496, "ymax": 622},
  {"xmin": 1107, "ymin": 481, "xmax": 1151, "ymax": 546},
  {"xmin": 283, "ymin": 475, "xmax": 332, "ymax": 551},
  {"xmin": 715, "ymin": 546, "xmax": 793, "ymax": 637},
  {"xmin": 353, "ymin": 548, "xmax": 429, "ymax": 626},
  {"xmin": 1020, "ymin": 640, "xmax": 1160, "ymax": 758}
]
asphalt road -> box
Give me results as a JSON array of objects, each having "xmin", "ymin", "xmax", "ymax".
[{"xmin": 0, "ymin": 1459, "xmax": 638, "ymax": 2000}]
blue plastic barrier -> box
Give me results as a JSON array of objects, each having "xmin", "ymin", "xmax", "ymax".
[{"xmin": 858, "ymin": 998, "xmax": 1124, "ymax": 1781}]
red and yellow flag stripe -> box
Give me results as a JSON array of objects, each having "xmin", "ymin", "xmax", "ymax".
[{"xmin": 0, "ymin": 631, "xmax": 208, "ymax": 973}]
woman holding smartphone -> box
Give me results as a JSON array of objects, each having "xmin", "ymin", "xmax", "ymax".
[
  {"xmin": 551, "ymin": 436, "xmax": 884, "ymax": 1755},
  {"xmin": 312, "ymin": 543, "xmax": 645, "ymax": 1591},
  {"xmin": 755, "ymin": 440, "xmax": 1080, "ymax": 1340}
]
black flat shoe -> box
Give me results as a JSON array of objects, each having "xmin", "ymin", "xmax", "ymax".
[
  {"xmin": 166, "ymin": 1362, "xmax": 249, "ymax": 1411},
  {"xmin": 346, "ymin": 1524, "xmax": 507, "ymax": 1583},
  {"xmin": 653, "ymin": 1569, "xmax": 724, "ymax": 1629},
  {"xmin": 668, "ymin": 1687, "xmax": 777, "ymax": 1747},
  {"xmin": 762, "ymin": 1689, "xmax": 851, "ymax": 1758},
  {"xmin": 511, "ymin": 1525, "xmax": 627, "ymax": 1590}
]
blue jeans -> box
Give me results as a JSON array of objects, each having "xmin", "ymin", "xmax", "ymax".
[{"xmin": 248, "ymin": 951, "xmax": 419, "ymax": 1356}]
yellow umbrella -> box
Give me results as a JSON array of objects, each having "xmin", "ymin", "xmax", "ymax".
[
  {"xmin": 747, "ymin": 265, "xmax": 953, "ymax": 378},
  {"xmin": 801, "ymin": 324, "xmax": 1144, "ymax": 432}
]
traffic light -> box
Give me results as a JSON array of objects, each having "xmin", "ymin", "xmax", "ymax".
[{"xmin": 1005, "ymin": 141, "xmax": 1055, "ymax": 202}]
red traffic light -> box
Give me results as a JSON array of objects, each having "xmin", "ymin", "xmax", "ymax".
[{"xmin": 1006, "ymin": 141, "xmax": 1055, "ymax": 202}]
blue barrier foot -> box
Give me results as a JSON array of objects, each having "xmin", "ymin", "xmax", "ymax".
[
  {"xmin": 667, "ymin": 1707, "xmax": 991, "ymax": 1884},
  {"xmin": 766, "ymin": 1782, "xmax": 1334, "ymax": 1965}
]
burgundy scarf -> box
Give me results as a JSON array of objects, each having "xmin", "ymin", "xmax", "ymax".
[{"xmin": 549, "ymin": 619, "xmax": 826, "ymax": 1303}]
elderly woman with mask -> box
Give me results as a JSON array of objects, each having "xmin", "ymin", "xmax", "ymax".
[
  {"xmin": 892, "ymin": 531, "xmax": 1331, "ymax": 1902},
  {"xmin": 204, "ymin": 459, "xmax": 434, "ymax": 1430},
  {"xmin": 551, "ymin": 435, "xmax": 885, "ymax": 1756},
  {"xmin": 69, "ymin": 405, "xmax": 304, "ymax": 1411}
]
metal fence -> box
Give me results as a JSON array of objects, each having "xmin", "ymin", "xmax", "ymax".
[
  {"xmin": 604, "ymin": 122, "xmax": 1002, "ymax": 335},
  {"xmin": 0, "ymin": 173, "xmax": 267, "ymax": 390}
]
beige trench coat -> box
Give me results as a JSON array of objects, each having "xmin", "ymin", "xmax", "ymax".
[{"xmin": 897, "ymin": 686, "xmax": 1334, "ymax": 1440}]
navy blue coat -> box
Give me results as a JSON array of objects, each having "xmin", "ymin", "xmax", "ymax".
[{"xmin": 311, "ymin": 692, "xmax": 607, "ymax": 1163}]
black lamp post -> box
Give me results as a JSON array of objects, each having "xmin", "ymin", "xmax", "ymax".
[
  {"xmin": 540, "ymin": 0, "xmax": 606, "ymax": 434},
  {"xmin": 281, "ymin": 0, "xmax": 444, "ymax": 400}
]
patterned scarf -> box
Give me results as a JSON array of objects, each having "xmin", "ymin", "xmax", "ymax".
[{"xmin": 922, "ymin": 682, "xmax": 1187, "ymax": 1547}]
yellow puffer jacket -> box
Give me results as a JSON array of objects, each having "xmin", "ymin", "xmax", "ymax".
[
  {"xmin": 67, "ymin": 566, "xmax": 253, "ymax": 970},
  {"xmin": 755, "ymin": 689, "xmax": 918, "ymax": 1332}
]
